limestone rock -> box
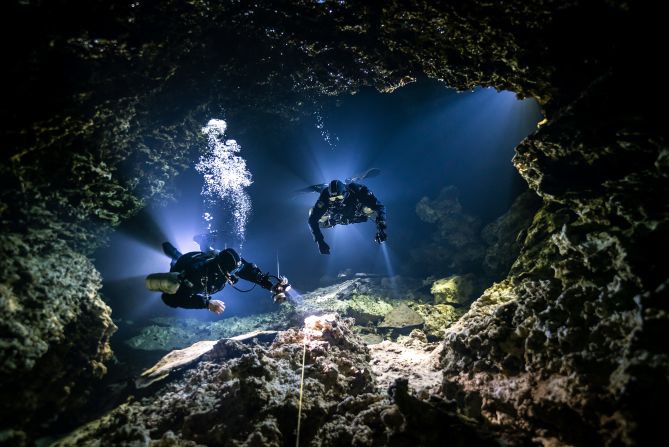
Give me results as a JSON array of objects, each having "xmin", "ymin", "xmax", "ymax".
[
  {"xmin": 0, "ymin": 234, "xmax": 115, "ymax": 439},
  {"xmin": 438, "ymin": 72, "xmax": 669, "ymax": 444},
  {"xmin": 295, "ymin": 277, "xmax": 424, "ymax": 323},
  {"xmin": 135, "ymin": 331, "xmax": 280, "ymax": 389},
  {"xmin": 378, "ymin": 303, "xmax": 425, "ymax": 333},
  {"xmin": 369, "ymin": 331, "xmax": 443, "ymax": 394},
  {"xmin": 409, "ymin": 303, "xmax": 465, "ymax": 340},
  {"xmin": 430, "ymin": 274, "xmax": 475, "ymax": 305},
  {"xmin": 54, "ymin": 315, "xmax": 493, "ymax": 447},
  {"xmin": 412, "ymin": 186, "xmax": 486, "ymax": 275},
  {"xmin": 136, "ymin": 340, "xmax": 217, "ymax": 389},
  {"xmin": 56, "ymin": 315, "xmax": 376, "ymax": 446},
  {"xmin": 481, "ymin": 190, "xmax": 542, "ymax": 280}
]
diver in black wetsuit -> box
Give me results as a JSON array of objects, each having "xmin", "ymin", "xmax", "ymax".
[
  {"xmin": 145, "ymin": 242, "xmax": 290, "ymax": 314},
  {"xmin": 308, "ymin": 180, "xmax": 387, "ymax": 254}
]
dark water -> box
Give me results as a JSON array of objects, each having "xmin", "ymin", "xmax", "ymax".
[{"xmin": 93, "ymin": 78, "xmax": 542, "ymax": 357}]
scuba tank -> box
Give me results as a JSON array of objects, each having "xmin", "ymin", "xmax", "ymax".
[{"xmin": 145, "ymin": 272, "xmax": 181, "ymax": 294}]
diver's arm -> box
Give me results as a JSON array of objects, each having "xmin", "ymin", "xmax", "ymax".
[
  {"xmin": 308, "ymin": 197, "xmax": 328, "ymax": 243},
  {"xmin": 236, "ymin": 258, "xmax": 291, "ymax": 303},
  {"xmin": 375, "ymin": 201, "xmax": 387, "ymax": 227},
  {"xmin": 162, "ymin": 292, "xmax": 224, "ymax": 313},
  {"xmin": 360, "ymin": 186, "xmax": 386, "ymax": 225},
  {"xmin": 236, "ymin": 259, "xmax": 273, "ymax": 290},
  {"xmin": 308, "ymin": 201, "xmax": 331, "ymax": 254},
  {"xmin": 358, "ymin": 186, "xmax": 387, "ymax": 242}
]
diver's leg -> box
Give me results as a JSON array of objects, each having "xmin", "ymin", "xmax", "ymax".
[
  {"xmin": 161, "ymin": 290, "xmax": 209, "ymax": 309},
  {"xmin": 319, "ymin": 213, "xmax": 334, "ymax": 228},
  {"xmin": 162, "ymin": 242, "xmax": 183, "ymax": 265}
]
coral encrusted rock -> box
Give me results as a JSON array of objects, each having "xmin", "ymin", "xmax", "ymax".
[
  {"xmin": 430, "ymin": 274, "xmax": 476, "ymax": 305},
  {"xmin": 1, "ymin": 1, "xmax": 659, "ymax": 444},
  {"xmin": 54, "ymin": 315, "xmax": 494, "ymax": 446},
  {"xmin": 0, "ymin": 234, "xmax": 115, "ymax": 438},
  {"xmin": 439, "ymin": 72, "xmax": 669, "ymax": 445}
]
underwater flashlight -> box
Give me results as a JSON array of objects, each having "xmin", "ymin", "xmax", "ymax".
[{"xmin": 271, "ymin": 275, "xmax": 291, "ymax": 303}]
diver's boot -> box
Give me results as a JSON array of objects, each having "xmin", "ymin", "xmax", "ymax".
[{"xmin": 162, "ymin": 242, "xmax": 182, "ymax": 263}]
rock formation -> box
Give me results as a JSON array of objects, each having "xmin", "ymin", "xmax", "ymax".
[
  {"xmin": 0, "ymin": 1, "xmax": 664, "ymax": 445},
  {"xmin": 481, "ymin": 190, "xmax": 542, "ymax": 280},
  {"xmin": 413, "ymin": 186, "xmax": 486, "ymax": 276},
  {"xmin": 123, "ymin": 277, "xmax": 458, "ymax": 352},
  {"xmin": 53, "ymin": 315, "xmax": 494, "ymax": 447},
  {"xmin": 440, "ymin": 74, "xmax": 668, "ymax": 444}
]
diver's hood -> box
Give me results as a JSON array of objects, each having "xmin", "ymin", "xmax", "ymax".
[{"xmin": 216, "ymin": 248, "xmax": 242, "ymax": 272}]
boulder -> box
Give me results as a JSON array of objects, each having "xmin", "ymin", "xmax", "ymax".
[
  {"xmin": 430, "ymin": 275, "xmax": 475, "ymax": 305},
  {"xmin": 378, "ymin": 304, "xmax": 425, "ymax": 334}
]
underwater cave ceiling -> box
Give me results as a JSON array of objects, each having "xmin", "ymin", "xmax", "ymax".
[{"xmin": 1, "ymin": 0, "xmax": 667, "ymax": 445}]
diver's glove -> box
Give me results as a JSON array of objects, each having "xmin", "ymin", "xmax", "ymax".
[
  {"xmin": 374, "ymin": 221, "xmax": 387, "ymax": 243},
  {"xmin": 270, "ymin": 276, "xmax": 291, "ymax": 304},
  {"xmin": 317, "ymin": 239, "xmax": 330, "ymax": 255},
  {"xmin": 207, "ymin": 299, "xmax": 225, "ymax": 315}
]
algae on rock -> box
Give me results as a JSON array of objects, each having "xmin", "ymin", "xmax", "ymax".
[
  {"xmin": 430, "ymin": 274, "xmax": 476, "ymax": 305},
  {"xmin": 410, "ymin": 303, "xmax": 465, "ymax": 340}
]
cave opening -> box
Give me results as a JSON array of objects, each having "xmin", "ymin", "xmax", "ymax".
[{"xmin": 89, "ymin": 78, "xmax": 543, "ymax": 411}]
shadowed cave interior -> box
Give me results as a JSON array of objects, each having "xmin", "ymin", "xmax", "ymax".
[{"xmin": 1, "ymin": 1, "xmax": 667, "ymax": 446}]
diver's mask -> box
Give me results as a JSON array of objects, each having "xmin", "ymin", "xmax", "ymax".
[{"xmin": 327, "ymin": 180, "xmax": 347, "ymax": 202}]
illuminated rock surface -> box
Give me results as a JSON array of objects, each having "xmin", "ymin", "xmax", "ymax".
[
  {"xmin": 377, "ymin": 303, "xmax": 425, "ymax": 334},
  {"xmin": 53, "ymin": 315, "xmax": 493, "ymax": 446},
  {"xmin": 124, "ymin": 277, "xmax": 438, "ymax": 351},
  {"xmin": 430, "ymin": 274, "xmax": 476, "ymax": 305},
  {"xmin": 369, "ymin": 330, "xmax": 443, "ymax": 395}
]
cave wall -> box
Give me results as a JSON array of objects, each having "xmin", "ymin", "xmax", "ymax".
[
  {"xmin": 0, "ymin": 234, "xmax": 115, "ymax": 441},
  {"xmin": 440, "ymin": 73, "xmax": 668, "ymax": 444},
  {"xmin": 1, "ymin": 0, "xmax": 662, "ymax": 444}
]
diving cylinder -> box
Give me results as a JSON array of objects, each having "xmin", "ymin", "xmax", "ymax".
[{"xmin": 145, "ymin": 272, "xmax": 181, "ymax": 294}]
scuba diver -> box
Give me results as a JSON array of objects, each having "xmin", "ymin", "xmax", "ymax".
[
  {"xmin": 145, "ymin": 240, "xmax": 290, "ymax": 314},
  {"xmin": 307, "ymin": 178, "xmax": 387, "ymax": 254}
]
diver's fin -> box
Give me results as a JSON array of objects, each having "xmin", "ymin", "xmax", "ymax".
[
  {"xmin": 346, "ymin": 168, "xmax": 381, "ymax": 183},
  {"xmin": 293, "ymin": 169, "xmax": 380, "ymax": 196},
  {"xmin": 361, "ymin": 168, "xmax": 381, "ymax": 179},
  {"xmin": 193, "ymin": 232, "xmax": 218, "ymax": 252},
  {"xmin": 162, "ymin": 242, "xmax": 182, "ymax": 261},
  {"xmin": 292, "ymin": 183, "xmax": 328, "ymax": 195}
]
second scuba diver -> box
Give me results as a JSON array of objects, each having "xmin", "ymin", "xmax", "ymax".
[
  {"xmin": 146, "ymin": 241, "xmax": 290, "ymax": 314},
  {"xmin": 308, "ymin": 179, "xmax": 387, "ymax": 254}
]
